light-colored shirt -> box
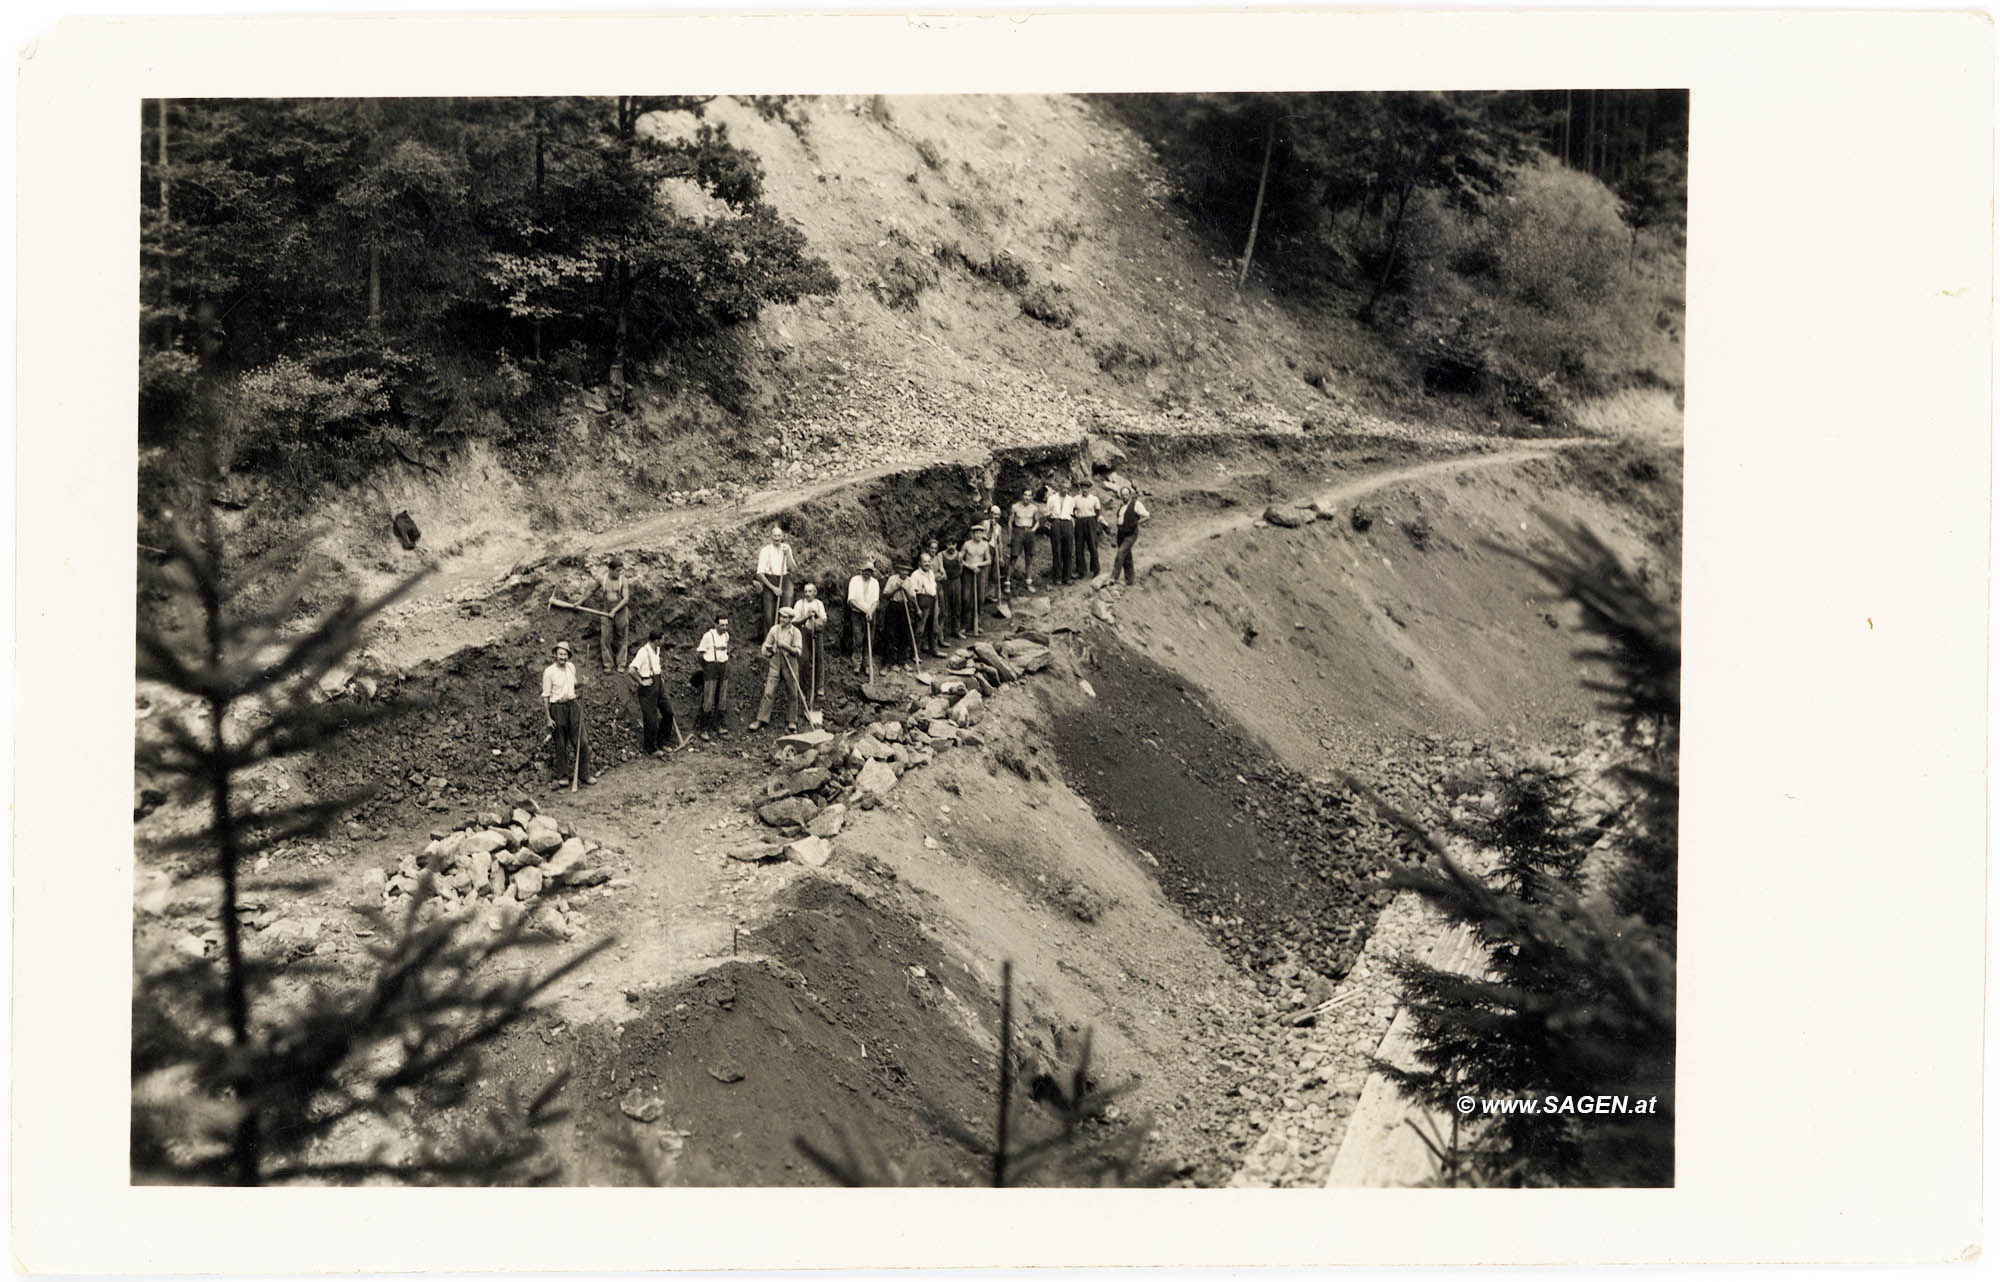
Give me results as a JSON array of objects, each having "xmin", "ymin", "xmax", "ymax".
[
  {"xmin": 756, "ymin": 543, "xmax": 794, "ymax": 579},
  {"xmin": 762, "ymin": 623, "xmax": 802, "ymax": 658},
  {"xmin": 1046, "ymin": 492, "xmax": 1071, "ymax": 520},
  {"xmin": 793, "ymin": 597, "xmax": 827, "ymax": 630},
  {"xmin": 629, "ymin": 643, "xmax": 662, "ymax": 682},
  {"xmin": 696, "ymin": 629, "xmax": 730, "ymax": 663},
  {"xmin": 1072, "ymin": 491, "xmax": 1101, "ymax": 518},
  {"xmin": 541, "ymin": 661, "xmax": 578, "ymax": 702},
  {"xmin": 908, "ymin": 567, "xmax": 937, "ymax": 596},
  {"xmin": 847, "ymin": 575, "xmax": 880, "ymax": 614}
]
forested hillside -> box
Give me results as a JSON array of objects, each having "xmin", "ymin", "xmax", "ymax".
[{"xmin": 139, "ymin": 92, "xmax": 1684, "ymax": 524}]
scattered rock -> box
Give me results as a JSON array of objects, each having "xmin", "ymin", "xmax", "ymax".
[
  {"xmin": 784, "ymin": 836, "xmax": 833, "ymax": 869},
  {"xmin": 707, "ymin": 1063, "xmax": 746, "ymax": 1085},
  {"xmin": 869, "ymin": 720, "xmax": 905, "ymax": 743},
  {"xmin": 543, "ymin": 838, "xmax": 588, "ymax": 882},
  {"xmin": 854, "ymin": 759, "xmax": 899, "ymax": 806},
  {"xmin": 620, "ymin": 1089, "xmax": 666, "ymax": 1124},
  {"xmin": 949, "ymin": 690, "xmax": 984, "ymax": 727},
  {"xmin": 807, "ymin": 803, "xmax": 848, "ymax": 838},
  {"xmin": 765, "ymin": 766, "xmax": 831, "ymax": 799},
  {"xmin": 513, "ymin": 866, "xmax": 546, "ymax": 899},
  {"xmin": 757, "ymin": 795, "xmax": 820, "ymax": 829},
  {"xmin": 1263, "ymin": 505, "xmax": 1305, "ymax": 529}
]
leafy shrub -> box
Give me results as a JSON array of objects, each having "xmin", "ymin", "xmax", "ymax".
[
  {"xmin": 874, "ymin": 253, "xmax": 940, "ymax": 311},
  {"xmin": 1018, "ymin": 282, "xmax": 1075, "ymax": 328},
  {"xmin": 967, "ymin": 251, "xmax": 1029, "ymax": 290}
]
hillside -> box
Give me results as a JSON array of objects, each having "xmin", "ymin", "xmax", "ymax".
[{"xmin": 133, "ymin": 93, "xmax": 1685, "ymax": 1189}]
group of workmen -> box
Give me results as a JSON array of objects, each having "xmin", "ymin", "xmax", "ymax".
[{"xmin": 536, "ymin": 476, "xmax": 1151, "ymax": 786}]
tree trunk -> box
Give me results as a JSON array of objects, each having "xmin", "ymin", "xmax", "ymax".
[
  {"xmin": 157, "ymin": 98, "xmax": 173, "ymax": 349},
  {"xmin": 367, "ymin": 242, "xmax": 382, "ymax": 328},
  {"xmin": 1236, "ymin": 117, "xmax": 1277, "ymax": 291},
  {"xmin": 610, "ymin": 256, "xmax": 630, "ymax": 405},
  {"xmin": 1359, "ymin": 179, "xmax": 1416, "ymax": 322},
  {"xmin": 1563, "ymin": 90, "xmax": 1572, "ymax": 167},
  {"xmin": 202, "ymin": 571, "xmax": 259, "ymax": 1185}
]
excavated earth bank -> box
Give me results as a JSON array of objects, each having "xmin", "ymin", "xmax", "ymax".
[{"xmin": 133, "ymin": 429, "xmax": 1680, "ymax": 1186}]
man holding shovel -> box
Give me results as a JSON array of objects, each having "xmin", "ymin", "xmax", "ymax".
[
  {"xmin": 754, "ymin": 525, "xmax": 796, "ymax": 636},
  {"xmin": 750, "ymin": 606, "xmax": 806, "ymax": 733},
  {"xmin": 843, "ymin": 560, "xmax": 880, "ymax": 673},
  {"xmin": 694, "ymin": 614, "xmax": 732, "ymax": 740},
  {"xmin": 627, "ymin": 626, "xmax": 682, "ymax": 754},
  {"xmin": 793, "ymin": 581, "xmax": 828, "ymax": 703},
  {"xmin": 959, "ymin": 523, "xmax": 993, "ymax": 636},
  {"xmin": 541, "ymin": 641, "xmax": 596, "ymax": 786},
  {"xmin": 907, "ymin": 556, "xmax": 940, "ymax": 658}
]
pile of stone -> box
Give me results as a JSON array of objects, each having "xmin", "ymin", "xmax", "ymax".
[
  {"xmin": 369, "ymin": 796, "xmax": 623, "ymax": 939},
  {"xmin": 743, "ymin": 634, "xmax": 1063, "ymax": 870}
]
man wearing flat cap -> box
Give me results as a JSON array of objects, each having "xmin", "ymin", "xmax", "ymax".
[
  {"xmin": 751, "ymin": 605, "xmax": 806, "ymax": 733},
  {"xmin": 540, "ymin": 640, "xmax": 595, "ymax": 785}
]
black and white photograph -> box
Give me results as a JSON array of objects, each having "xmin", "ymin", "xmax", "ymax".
[
  {"xmin": 11, "ymin": 7, "xmax": 1990, "ymax": 1272},
  {"xmin": 128, "ymin": 88, "xmax": 1686, "ymax": 1191}
]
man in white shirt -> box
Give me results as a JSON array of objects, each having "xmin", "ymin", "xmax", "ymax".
[
  {"xmin": 540, "ymin": 641, "xmax": 595, "ymax": 785},
  {"xmin": 843, "ymin": 561, "xmax": 880, "ymax": 669},
  {"xmin": 1046, "ymin": 481, "xmax": 1075, "ymax": 586},
  {"xmin": 750, "ymin": 606, "xmax": 806, "ymax": 733},
  {"xmin": 754, "ymin": 525, "xmax": 796, "ymax": 636},
  {"xmin": 694, "ymin": 614, "xmax": 732, "ymax": 740},
  {"xmin": 792, "ymin": 582, "xmax": 828, "ymax": 703},
  {"xmin": 627, "ymin": 627, "xmax": 678, "ymax": 754},
  {"xmin": 907, "ymin": 559, "xmax": 940, "ymax": 657},
  {"xmin": 1071, "ymin": 484, "xmax": 1103, "ymax": 579}
]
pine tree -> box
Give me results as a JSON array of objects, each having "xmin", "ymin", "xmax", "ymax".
[{"xmin": 1365, "ymin": 519, "xmax": 1677, "ymax": 1186}]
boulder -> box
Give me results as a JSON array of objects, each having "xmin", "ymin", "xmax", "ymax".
[
  {"xmin": 469, "ymin": 848, "xmax": 494, "ymax": 890},
  {"xmin": 477, "ymin": 810, "xmax": 507, "ymax": 829},
  {"xmin": 858, "ymin": 681, "xmax": 902, "ymax": 705},
  {"xmin": 426, "ymin": 833, "xmax": 465, "ymax": 868},
  {"xmin": 495, "ymin": 842, "xmax": 543, "ymax": 871},
  {"xmin": 505, "ymin": 825, "xmax": 527, "ymax": 850},
  {"xmin": 854, "ymin": 760, "xmax": 899, "ymax": 806},
  {"xmin": 543, "ymin": 838, "xmax": 588, "ymax": 883},
  {"xmin": 1092, "ymin": 601, "xmax": 1116, "ymax": 624},
  {"xmin": 783, "ymin": 836, "xmax": 833, "ymax": 869},
  {"xmin": 935, "ymin": 678, "xmax": 966, "ymax": 697},
  {"xmin": 563, "ymin": 866, "xmax": 613, "ymax": 889},
  {"xmin": 1084, "ymin": 433, "xmax": 1127, "ymax": 474},
  {"xmin": 462, "ymin": 829, "xmax": 508, "ymax": 856},
  {"xmin": 925, "ymin": 721, "xmax": 960, "ymax": 744},
  {"xmin": 510, "ymin": 807, "xmax": 534, "ymax": 829},
  {"xmin": 869, "ymin": 720, "xmax": 905, "ymax": 743},
  {"xmin": 489, "ymin": 864, "xmax": 508, "ymax": 897},
  {"xmin": 757, "ymin": 795, "xmax": 820, "ymax": 829},
  {"xmin": 891, "ymin": 746, "xmax": 935, "ymax": 769},
  {"xmin": 764, "ymin": 766, "xmax": 831, "ymax": 800},
  {"xmin": 1262, "ymin": 505, "xmax": 1305, "ymax": 529},
  {"xmin": 359, "ymin": 867, "xmax": 387, "ymax": 895},
  {"xmin": 525, "ymin": 815, "xmax": 563, "ymax": 855},
  {"xmin": 851, "ymin": 735, "xmax": 895, "ymax": 761},
  {"xmin": 922, "ymin": 695, "xmax": 951, "ymax": 721},
  {"xmin": 807, "ymin": 804, "xmax": 847, "ymax": 838},
  {"xmin": 512, "ymin": 866, "xmax": 546, "ymax": 899},
  {"xmin": 950, "ymin": 690, "xmax": 985, "ymax": 727},
  {"xmin": 971, "ymin": 643, "xmax": 1020, "ymax": 682}
]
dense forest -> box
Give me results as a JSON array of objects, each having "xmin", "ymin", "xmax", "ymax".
[
  {"xmin": 141, "ymin": 92, "xmax": 1685, "ymax": 493},
  {"xmin": 140, "ymin": 96, "xmax": 836, "ymax": 487},
  {"xmin": 1108, "ymin": 90, "xmax": 1687, "ymax": 423}
]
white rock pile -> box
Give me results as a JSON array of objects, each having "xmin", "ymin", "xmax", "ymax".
[
  {"xmin": 373, "ymin": 796, "xmax": 625, "ymax": 939},
  {"xmin": 742, "ymin": 634, "xmax": 1063, "ymax": 867}
]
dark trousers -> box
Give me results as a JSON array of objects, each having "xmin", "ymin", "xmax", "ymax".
[
  {"xmin": 699, "ymin": 660, "xmax": 729, "ymax": 731},
  {"xmin": 841, "ymin": 605, "xmax": 873, "ymax": 658},
  {"xmin": 913, "ymin": 594, "xmax": 939, "ymax": 653},
  {"xmin": 759, "ymin": 581, "xmax": 793, "ymax": 635},
  {"xmin": 1005, "ymin": 529, "xmax": 1036, "ymax": 586},
  {"xmin": 600, "ymin": 611, "xmax": 630, "ymax": 672},
  {"xmin": 1051, "ymin": 520, "xmax": 1075, "ymax": 583},
  {"xmin": 756, "ymin": 654, "xmax": 800, "ymax": 728},
  {"xmin": 959, "ymin": 569, "xmax": 985, "ymax": 632},
  {"xmin": 802, "ymin": 628, "xmax": 825, "ymax": 698},
  {"xmin": 1075, "ymin": 516, "xmax": 1100, "ymax": 577},
  {"xmin": 549, "ymin": 699, "xmax": 591, "ymax": 779},
  {"xmin": 1113, "ymin": 530, "xmax": 1138, "ymax": 584}
]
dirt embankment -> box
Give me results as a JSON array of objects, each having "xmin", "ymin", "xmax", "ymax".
[{"xmin": 136, "ymin": 429, "xmax": 1681, "ymax": 1187}]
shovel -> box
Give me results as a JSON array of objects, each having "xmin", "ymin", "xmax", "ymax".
[
  {"xmin": 902, "ymin": 598, "xmax": 924, "ymax": 670},
  {"xmin": 864, "ymin": 613, "xmax": 876, "ymax": 685},
  {"xmin": 784, "ymin": 658, "xmax": 824, "ymax": 729}
]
